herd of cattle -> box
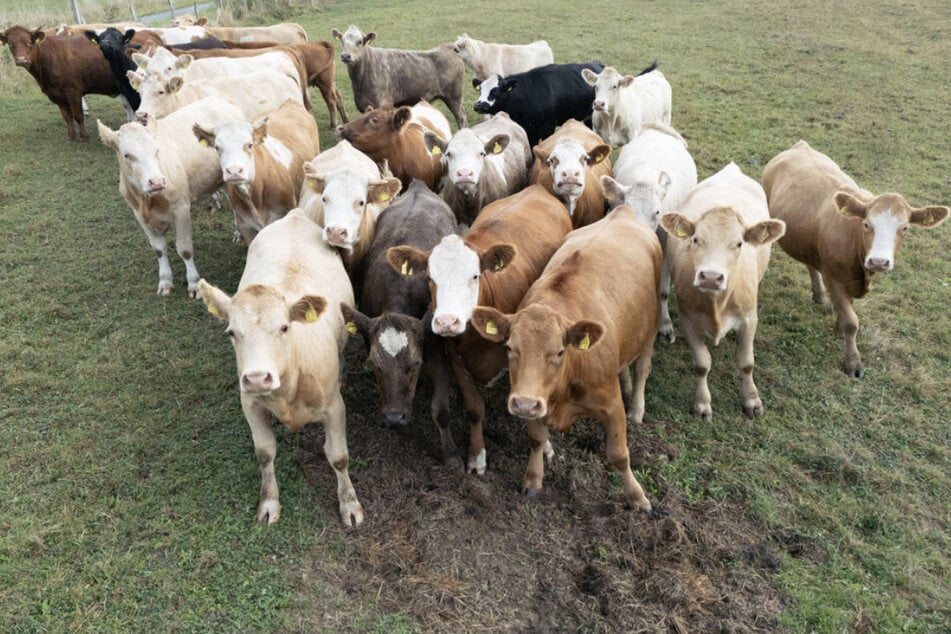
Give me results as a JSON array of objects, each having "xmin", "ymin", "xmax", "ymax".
[{"xmin": 2, "ymin": 17, "xmax": 947, "ymax": 528}]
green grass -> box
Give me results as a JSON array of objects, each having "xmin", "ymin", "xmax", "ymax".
[{"xmin": 2, "ymin": 0, "xmax": 950, "ymax": 631}]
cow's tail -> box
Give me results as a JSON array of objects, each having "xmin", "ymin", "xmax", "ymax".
[{"xmin": 637, "ymin": 60, "xmax": 659, "ymax": 76}]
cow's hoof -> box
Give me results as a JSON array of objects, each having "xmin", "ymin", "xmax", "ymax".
[
  {"xmin": 340, "ymin": 501, "xmax": 365, "ymax": 528},
  {"xmin": 157, "ymin": 286, "xmax": 172, "ymax": 297},
  {"xmin": 693, "ymin": 403, "xmax": 713, "ymax": 422},
  {"xmin": 844, "ymin": 364, "xmax": 864, "ymax": 378},
  {"xmin": 743, "ymin": 402, "xmax": 765, "ymax": 418},
  {"xmin": 257, "ymin": 499, "xmax": 281, "ymax": 525},
  {"xmin": 522, "ymin": 486, "xmax": 542, "ymax": 499},
  {"xmin": 187, "ymin": 289, "xmax": 199, "ymax": 299},
  {"xmin": 467, "ymin": 449, "xmax": 486, "ymax": 476},
  {"xmin": 659, "ymin": 325, "xmax": 675, "ymax": 344},
  {"xmin": 445, "ymin": 455, "xmax": 465, "ymax": 475}
]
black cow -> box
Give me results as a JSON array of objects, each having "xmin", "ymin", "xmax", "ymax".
[
  {"xmin": 167, "ymin": 37, "xmax": 227, "ymax": 51},
  {"xmin": 85, "ymin": 27, "xmax": 140, "ymax": 118},
  {"xmin": 331, "ymin": 24, "xmax": 467, "ymax": 129},
  {"xmin": 473, "ymin": 61, "xmax": 605, "ymax": 146},
  {"xmin": 340, "ymin": 180, "xmax": 463, "ymax": 470}
]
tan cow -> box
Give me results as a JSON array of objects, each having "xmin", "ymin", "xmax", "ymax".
[
  {"xmin": 198, "ymin": 209, "xmax": 363, "ymax": 527},
  {"xmin": 192, "ymin": 99, "xmax": 320, "ymax": 244},
  {"xmin": 660, "ymin": 163, "xmax": 786, "ymax": 420},
  {"xmin": 470, "ymin": 209, "xmax": 661, "ymax": 511},
  {"xmin": 529, "ymin": 119, "xmax": 612, "ymax": 228},
  {"xmin": 762, "ymin": 140, "xmax": 948, "ymax": 377}
]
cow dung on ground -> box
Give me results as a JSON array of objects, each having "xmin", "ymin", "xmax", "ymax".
[{"xmin": 288, "ymin": 337, "xmax": 799, "ymax": 631}]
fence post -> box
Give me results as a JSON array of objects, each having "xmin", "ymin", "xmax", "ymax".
[
  {"xmin": 70, "ymin": 0, "xmax": 84, "ymax": 23},
  {"xmin": 129, "ymin": 2, "xmax": 138, "ymax": 20},
  {"xmin": 167, "ymin": 0, "xmax": 176, "ymax": 19}
]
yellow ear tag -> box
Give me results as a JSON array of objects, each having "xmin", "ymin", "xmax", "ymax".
[
  {"xmin": 578, "ymin": 332, "xmax": 590, "ymax": 350},
  {"xmin": 676, "ymin": 228, "xmax": 688, "ymax": 238},
  {"xmin": 485, "ymin": 320, "xmax": 498, "ymax": 335},
  {"xmin": 206, "ymin": 303, "xmax": 220, "ymax": 318},
  {"xmin": 305, "ymin": 307, "xmax": 318, "ymax": 323},
  {"xmin": 431, "ymin": 145, "xmax": 441, "ymax": 156},
  {"xmin": 345, "ymin": 321, "xmax": 358, "ymax": 334},
  {"xmin": 838, "ymin": 206, "xmax": 849, "ymax": 215},
  {"xmin": 400, "ymin": 260, "xmax": 413, "ymax": 276},
  {"xmin": 307, "ymin": 179, "xmax": 317, "ymax": 191},
  {"xmin": 493, "ymin": 142, "xmax": 502, "ymax": 154},
  {"xmin": 198, "ymin": 138, "xmax": 208, "ymax": 147},
  {"xmin": 760, "ymin": 227, "xmax": 770, "ymax": 242},
  {"xmin": 594, "ymin": 153, "xmax": 604, "ymax": 163},
  {"xmin": 494, "ymin": 258, "xmax": 504, "ymax": 271}
]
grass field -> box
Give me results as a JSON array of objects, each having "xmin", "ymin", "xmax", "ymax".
[{"xmin": 1, "ymin": 0, "xmax": 949, "ymax": 631}]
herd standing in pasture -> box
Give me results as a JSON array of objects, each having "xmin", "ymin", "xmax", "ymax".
[{"xmin": 2, "ymin": 16, "xmax": 947, "ymax": 528}]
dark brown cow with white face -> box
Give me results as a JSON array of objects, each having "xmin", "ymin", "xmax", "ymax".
[
  {"xmin": 1, "ymin": 25, "xmax": 119, "ymax": 142},
  {"xmin": 386, "ymin": 185, "xmax": 572, "ymax": 474},
  {"xmin": 470, "ymin": 208, "xmax": 662, "ymax": 510},
  {"xmin": 761, "ymin": 140, "xmax": 948, "ymax": 377},
  {"xmin": 336, "ymin": 101, "xmax": 451, "ymax": 192},
  {"xmin": 340, "ymin": 181, "xmax": 461, "ymax": 468}
]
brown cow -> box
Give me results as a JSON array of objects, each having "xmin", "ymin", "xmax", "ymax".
[
  {"xmin": 386, "ymin": 185, "xmax": 573, "ymax": 474},
  {"xmin": 661, "ymin": 163, "xmax": 785, "ymax": 421},
  {"xmin": 470, "ymin": 208, "xmax": 662, "ymax": 510},
  {"xmin": 336, "ymin": 101, "xmax": 451, "ymax": 191},
  {"xmin": 761, "ymin": 140, "xmax": 948, "ymax": 377},
  {"xmin": 529, "ymin": 119, "xmax": 612, "ymax": 228},
  {"xmin": 1, "ymin": 26, "xmax": 118, "ymax": 142}
]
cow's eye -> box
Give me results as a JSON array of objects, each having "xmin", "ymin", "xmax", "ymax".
[
  {"xmin": 480, "ymin": 150, "xmax": 486, "ymax": 157},
  {"xmin": 692, "ymin": 236, "xmax": 699, "ymax": 245},
  {"xmin": 280, "ymin": 324, "xmax": 289, "ymax": 334},
  {"xmin": 225, "ymin": 329, "xmax": 235, "ymax": 338},
  {"xmin": 735, "ymin": 241, "xmax": 743, "ymax": 249},
  {"xmin": 245, "ymin": 143, "xmax": 253, "ymax": 151},
  {"xmin": 123, "ymin": 153, "xmax": 132, "ymax": 160},
  {"xmin": 863, "ymin": 221, "xmax": 870, "ymax": 230},
  {"xmin": 357, "ymin": 200, "xmax": 365, "ymax": 208}
]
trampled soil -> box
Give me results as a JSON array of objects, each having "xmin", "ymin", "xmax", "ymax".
[{"xmin": 292, "ymin": 338, "xmax": 802, "ymax": 632}]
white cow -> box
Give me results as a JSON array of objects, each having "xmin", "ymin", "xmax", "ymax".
[
  {"xmin": 581, "ymin": 63, "xmax": 672, "ymax": 147},
  {"xmin": 133, "ymin": 48, "xmax": 301, "ymax": 86},
  {"xmin": 197, "ymin": 209, "xmax": 363, "ymax": 527},
  {"xmin": 600, "ymin": 123, "xmax": 698, "ymax": 342},
  {"xmin": 660, "ymin": 163, "xmax": 786, "ymax": 421},
  {"xmin": 299, "ymin": 140, "xmax": 402, "ymax": 274},
  {"xmin": 451, "ymin": 33, "xmax": 553, "ymax": 80},
  {"xmin": 97, "ymin": 97, "xmax": 244, "ymax": 296},
  {"xmin": 145, "ymin": 26, "xmax": 211, "ymax": 45}
]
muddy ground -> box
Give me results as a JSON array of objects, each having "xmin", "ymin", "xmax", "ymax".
[{"xmin": 292, "ymin": 338, "xmax": 808, "ymax": 632}]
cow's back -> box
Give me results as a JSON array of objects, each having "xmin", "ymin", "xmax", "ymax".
[{"xmin": 37, "ymin": 34, "xmax": 117, "ymax": 97}]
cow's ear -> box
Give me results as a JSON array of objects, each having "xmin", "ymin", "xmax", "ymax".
[
  {"xmin": 122, "ymin": 29, "xmax": 136, "ymax": 44},
  {"xmin": 744, "ymin": 219, "xmax": 786, "ymax": 246},
  {"xmin": 565, "ymin": 320, "xmax": 604, "ymax": 351},
  {"xmin": 424, "ymin": 131, "xmax": 448, "ymax": 157},
  {"xmin": 132, "ymin": 52, "xmax": 150, "ymax": 68},
  {"xmin": 97, "ymin": 120, "xmax": 119, "ymax": 150},
  {"xmin": 392, "ymin": 106, "xmax": 412, "ymax": 131},
  {"xmin": 368, "ymin": 177, "xmax": 401, "ymax": 204},
  {"xmin": 363, "ymin": 32, "xmax": 376, "ymax": 45},
  {"xmin": 126, "ymin": 69, "xmax": 144, "ymax": 90},
  {"xmin": 340, "ymin": 302, "xmax": 371, "ymax": 343},
  {"xmin": 657, "ymin": 171, "xmax": 671, "ymax": 200},
  {"xmin": 581, "ymin": 68, "xmax": 598, "ymax": 86},
  {"xmin": 386, "ymin": 245, "xmax": 429, "ymax": 277},
  {"xmin": 168, "ymin": 76, "xmax": 184, "ymax": 93},
  {"xmin": 600, "ymin": 174, "xmax": 627, "ymax": 205},
  {"xmin": 472, "ymin": 77, "xmax": 482, "ymax": 90},
  {"xmin": 479, "ymin": 243, "xmax": 516, "ymax": 274},
  {"xmin": 834, "ymin": 191, "xmax": 868, "ymax": 220},
  {"xmin": 196, "ymin": 17, "xmax": 208, "ymax": 26},
  {"xmin": 484, "ymin": 133, "xmax": 509, "ymax": 155},
  {"xmin": 252, "ymin": 117, "xmax": 269, "ymax": 144},
  {"xmin": 289, "ymin": 295, "xmax": 327, "ymax": 324},
  {"xmin": 503, "ymin": 78, "xmax": 517, "ymax": 92},
  {"xmin": 176, "ymin": 53, "xmax": 193, "ymax": 69},
  {"xmin": 331, "ymin": 28, "xmax": 343, "ymax": 41},
  {"xmin": 198, "ymin": 279, "xmax": 232, "ymax": 322},
  {"xmin": 302, "ymin": 164, "xmax": 326, "ymax": 194},
  {"xmin": 192, "ymin": 123, "xmax": 215, "ymax": 148},
  {"xmin": 30, "ymin": 30, "xmax": 45, "ymax": 44},
  {"xmin": 84, "ymin": 30, "xmax": 99, "ymax": 44},
  {"xmin": 909, "ymin": 205, "xmax": 949, "ymax": 228},
  {"xmin": 0, "ymin": 31, "xmax": 7, "ymax": 45},
  {"xmin": 660, "ymin": 212, "xmax": 695, "ymax": 239},
  {"xmin": 586, "ymin": 143, "xmax": 611, "ymax": 166},
  {"xmin": 471, "ymin": 307, "xmax": 510, "ymax": 343},
  {"xmin": 619, "ymin": 75, "xmax": 636, "ymax": 88}
]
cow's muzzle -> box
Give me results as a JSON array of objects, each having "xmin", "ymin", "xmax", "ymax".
[
  {"xmin": 473, "ymin": 101, "xmax": 491, "ymax": 114},
  {"xmin": 508, "ymin": 394, "xmax": 546, "ymax": 419}
]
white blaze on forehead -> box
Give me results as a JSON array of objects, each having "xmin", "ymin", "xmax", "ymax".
[
  {"xmin": 340, "ymin": 26, "xmax": 366, "ymax": 50},
  {"xmin": 476, "ymin": 74, "xmax": 500, "ymax": 106},
  {"xmin": 429, "ymin": 234, "xmax": 481, "ymax": 327},
  {"xmin": 378, "ymin": 327, "xmax": 409, "ymax": 357},
  {"xmin": 445, "ymin": 128, "xmax": 488, "ymax": 185},
  {"xmin": 549, "ymin": 138, "xmax": 588, "ymax": 182},
  {"xmin": 866, "ymin": 210, "xmax": 903, "ymax": 266}
]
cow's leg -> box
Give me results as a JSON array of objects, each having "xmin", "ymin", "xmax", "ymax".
[
  {"xmin": 81, "ymin": 96, "xmax": 89, "ymax": 116},
  {"xmin": 446, "ymin": 96, "xmax": 467, "ymax": 129},
  {"xmin": 828, "ymin": 280, "xmax": 863, "ymax": 377},
  {"xmin": 447, "ymin": 343, "xmax": 487, "ymax": 475},
  {"xmin": 808, "ymin": 266, "xmax": 827, "ymax": 305},
  {"xmin": 521, "ymin": 418, "xmax": 550, "ymax": 496},
  {"xmin": 334, "ymin": 85, "xmax": 349, "ymax": 123},
  {"xmin": 241, "ymin": 395, "xmax": 281, "ymax": 524},
  {"xmin": 426, "ymin": 336, "xmax": 462, "ymax": 472},
  {"xmin": 629, "ymin": 348, "xmax": 653, "ymax": 424},
  {"xmin": 735, "ymin": 314, "xmax": 763, "ymax": 417},
  {"xmin": 658, "ymin": 257, "xmax": 675, "ymax": 343},
  {"xmin": 323, "ymin": 391, "xmax": 364, "ymax": 527},
  {"xmin": 56, "ymin": 104, "xmax": 77, "ymax": 141},
  {"xmin": 316, "ymin": 80, "xmax": 338, "ymax": 128},
  {"xmin": 619, "ymin": 364, "xmax": 634, "ymax": 414},
  {"xmin": 69, "ymin": 96, "xmax": 89, "ymax": 142},
  {"xmin": 683, "ymin": 321, "xmax": 713, "ymax": 421},
  {"xmin": 599, "ymin": 393, "xmax": 651, "ymax": 512},
  {"xmin": 171, "ymin": 204, "xmax": 200, "ymax": 297},
  {"xmin": 134, "ymin": 210, "xmax": 174, "ymax": 295}
]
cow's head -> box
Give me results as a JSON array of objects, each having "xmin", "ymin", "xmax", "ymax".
[
  {"xmin": 387, "ymin": 235, "xmax": 516, "ymax": 337},
  {"xmin": 582, "ymin": 66, "xmax": 633, "ymax": 112},
  {"xmin": 332, "ymin": 24, "xmax": 375, "ymax": 66},
  {"xmin": 834, "ymin": 191, "xmax": 948, "ymax": 273},
  {"xmin": 193, "ymin": 119, "xmax": 265, "ymax": 185},
  {"xmin": 132, "ymin": 47, "xmax": 188, "ymax": 77},
  {"xmin": 97, "ymin": 118, "xmax": 170, "ymax": 197},
  {"xmin": 471, "ymin": 304, "xmax": 604, "ymax": 420},
  {"xmin": 341, "ymin": 304, "xmax": 428, "ymax": 427},
  {"xmin": 661, "ymin": 207, "xmax": 786, "ymax": 293},
  {"xmin": 86, "ymin": 27, "xmax": 135, "ymax": 62},
  {"xmin": 600, "ymin": 172, "xmax": 671, "ymax": 230},
  {"xmin": 473, "ymin": 74, "xmax": 510, "ymax": 114},
  {"xmin": 132, "ymin": 71, "xmax": 185, "ymax": 123},
  {"xmin": 452, "ymin": 33, "xmax": 472, "ymax": 58},
  {"xmin": 334, "ymin": 104, "xmax": 408, "ymax": 156},
  {"xmin": 1, "ymin": 26, "xmax": 44, "ymax": 68},
  {"xmin": 536, "ymin": 137, "xmax": 610, "ymax": 211},
  {"xmin": 199, "ymin": 280, "xmax": 327, "ymax": 395},
  {"xmin": 302, "ymin": 162, "xmax": 401, "ymax": 251},
  {"xmin": 426, "ymin": 128, "xmax": 509, "ymax": 195}
]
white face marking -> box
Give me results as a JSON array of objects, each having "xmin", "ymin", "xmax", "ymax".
[
  {"xmin": 475, "ymin": 74, "xmax": 500, "ymax": 108},
  {"xmin": 339, "ymin": 26, "xmax": 367, "ymax": 64},
  {"xmin": 378, "ymin": 327, "xmax": 409, "ymax": 357},
  {"xmin": 548, "ymin": 138, "xmax": 588, "ymax": 207},
  {"xmin": 445, "ymin": 128, "xmax": 487, "ymax": 190},
  {"xmin": 211, "ymin": 121, "xmax": 255, "ymax": 183},
  {"xmin": 317, "ymin": 169, "xmax": 373, "ymax": 249},
  {"xmin": 592, "ymin": 67, "xmax": 623, "ymax": 111},
  {"xmin": 865, "ymin": 211, "xmax": 902, "ymax": 271},
  {"xmin": 115, "ymin": 123, "xmax": 167, "ymax": 196},
  {"xmin": 428, "ymin": 234, "xmax": 481, "ymax": 336}
]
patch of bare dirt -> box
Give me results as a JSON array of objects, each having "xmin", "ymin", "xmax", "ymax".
[{"xmin": 292, "ymin": 340, "xmax": 800, "ymax": 632}]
